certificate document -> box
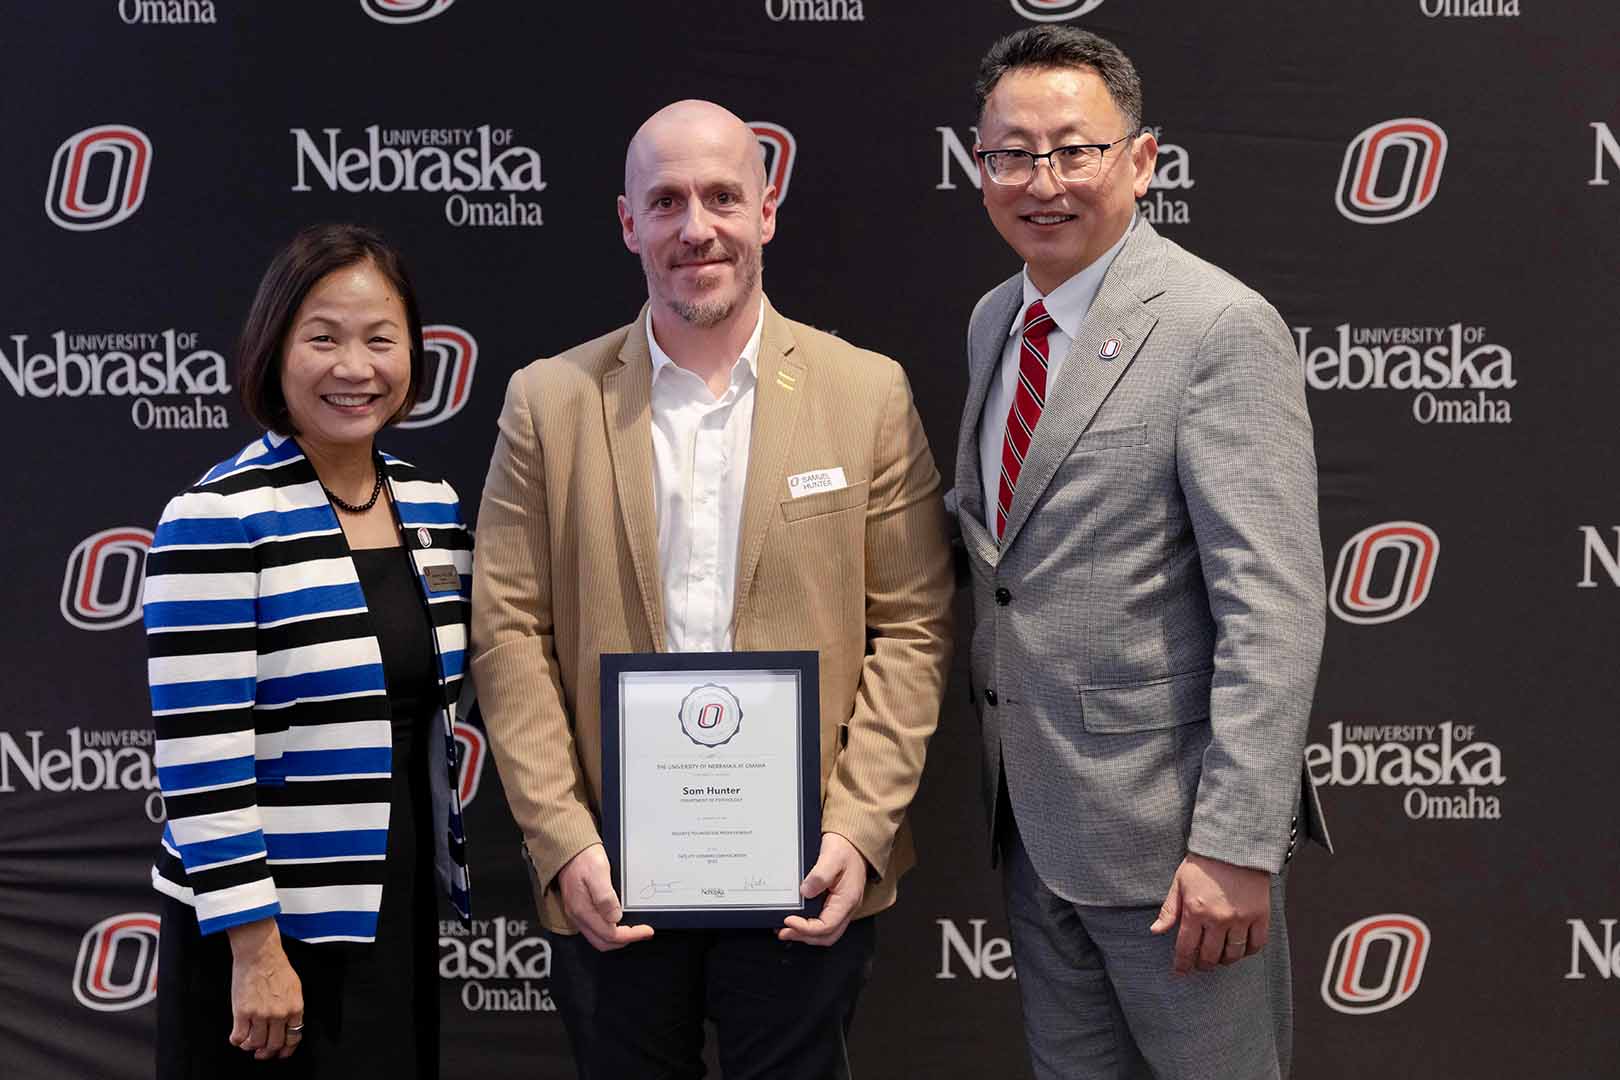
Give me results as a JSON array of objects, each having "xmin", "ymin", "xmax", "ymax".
[{"xmin": 600, "ymin": 651, "xmax": 822, "ymax": 929}]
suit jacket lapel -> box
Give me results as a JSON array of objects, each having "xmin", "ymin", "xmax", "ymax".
[
  {"xmin": 731, "ymin": 299, "xmax": 805, "ymax": 633},
  {"xmin": 602, "ymin": 308, "xmax": 666, "ymax": 650},
  {"xmin": 956, "ymin": 277, "xmax": 1022, "ymax": 570},
  {"xmin": 999, "ymin": 222, "xmax": 1167, "ymax": 551}
]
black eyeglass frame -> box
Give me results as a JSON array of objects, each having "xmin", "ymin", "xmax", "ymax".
[{"xmin": 974, "ymin": 132, "xmax": 1139, "ymax": 185}]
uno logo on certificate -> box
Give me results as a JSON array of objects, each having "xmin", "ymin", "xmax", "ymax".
[{"xmin": 679, "ymin": 684, "xmax": 744, "ymax": 748}]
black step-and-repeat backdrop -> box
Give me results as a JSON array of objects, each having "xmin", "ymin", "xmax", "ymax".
[{"xmin": 4, "ymin": 2, "xmax": 1617, "ymax": 1077}]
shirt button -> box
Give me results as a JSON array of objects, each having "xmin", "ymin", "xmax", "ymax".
[
  {"xmin": 984, "ymin": 688, "xmax": 998, "ymax": 706},
  {"xmin": 994, "ymin": 587, "xmax": 1012, "ymax": 606}
]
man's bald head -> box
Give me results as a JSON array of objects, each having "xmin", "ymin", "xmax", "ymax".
[
  {"xmin": 623, "ymin": 100, "xmax": 767, "ymax": 198},
  {"xmin": 616, "ymin": 99, "xmax": 778, "ymax": 333}
]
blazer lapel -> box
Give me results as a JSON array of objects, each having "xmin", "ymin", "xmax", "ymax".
[
  {"xmin": 956, "ymin": 278, "xmax": 1023, "ymax": 570},
  {"xmin": 999, "ymin": 223, "xmax": 1167, "ymax": 551},
  {"xmin": 602, "ymin": 309, "xmax": 666, "ymax": 651},
  {"xmin": 731, "ymin": 300, "xmax": 805, "ymax": 633}
]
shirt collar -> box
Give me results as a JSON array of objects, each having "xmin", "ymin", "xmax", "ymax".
[
  {"xmin": 647, "ymin": 301, "xmax": 765, "ymax": 387},
  {"xmin": 1011, "ymin": 215, "xmax": 1136, "ymax": 340}
]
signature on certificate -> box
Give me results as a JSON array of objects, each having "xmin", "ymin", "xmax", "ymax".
[
  {"xmin": 639, "ymin": 878, "xmax": 681, "ymax": 899},
  {"xmin": 738, "ymin": 875, "xmax": 777, "ymax": 892}
]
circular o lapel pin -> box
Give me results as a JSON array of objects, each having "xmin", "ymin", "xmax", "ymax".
[
  {"xmin": 1099, "ymin": 338, "xmax": 1122, "ymax": 360},
  {"xmin": 417, "ymin": 527, "xmax": 433, "ymax": 547}
]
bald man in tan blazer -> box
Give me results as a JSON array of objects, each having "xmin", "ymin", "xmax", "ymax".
[{"xmin": 471, "ymin": 100, "xmax": 952, "ymax": 1079}]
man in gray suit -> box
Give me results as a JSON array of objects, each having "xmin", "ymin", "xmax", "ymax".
[{"xmin": 954, "ymin": 27, "xmax": 1330, "ymax": 1079}]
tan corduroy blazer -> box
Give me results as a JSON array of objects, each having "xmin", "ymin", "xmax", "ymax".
[{"xmin": 471, "ymin": 299, "xmax": 953, "ymax": 933}]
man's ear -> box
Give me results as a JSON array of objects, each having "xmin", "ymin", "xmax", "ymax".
[
  {"xmin": 1130, "ymin": 131, "xmax": 1159, "ymax": 200},
  {"xmin": 617, "ymin": 193, "xmax": 639, "ymax": 254},
  {"xmin": 759, "ymin": 184, "xmax": 779, "ymax": 246}
]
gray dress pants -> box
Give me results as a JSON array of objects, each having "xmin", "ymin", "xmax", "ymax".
[{"xmin": 1001, "ymin": 819, "xmax": 1292, "ymax": 1080}]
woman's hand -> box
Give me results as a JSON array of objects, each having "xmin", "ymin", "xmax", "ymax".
[{"xmin": 225, "ymin": 918, "xmax": 305, "ymax": 1060}]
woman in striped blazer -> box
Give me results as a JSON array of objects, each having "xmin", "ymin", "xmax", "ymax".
[{"xmin": 144, "ymin": 224, "xmax": 471, "ymax": 1078}]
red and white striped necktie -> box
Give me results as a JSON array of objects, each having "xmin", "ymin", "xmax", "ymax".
[{"xmin": 995, "ymin": 299, "xmax": 1054, "ymax": 540}]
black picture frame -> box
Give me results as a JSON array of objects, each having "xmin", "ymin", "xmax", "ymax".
[{"xmin": 600, "ymin": 650, "xmax": 822, "ymax": 929}]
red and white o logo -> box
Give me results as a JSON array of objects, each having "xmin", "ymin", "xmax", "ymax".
[
  {"xmin": 45, "ymin": 125, "xmax": 153, "ymax": 232},
  {"xmin": 1335, "ymin": 119, "xmax": 1448, "ymax": 224},
  {"xmin": 679, "ymin": 684, "xmax": 744, "ymax": 748},
  {"xmin": 61, "ymin": 527, "xmax": 153, "ymax": 631},
  {"xmin": 74, "ymin": 912, "xmax": 161, "ymax": 1012},
  {"xmin": 1329, "ymin": 521, "xmax": 1439, "ymax": 626},
  {"xmin": 749, "ymin": 122, "xmax": 797, "ymax": 208},
  {"xmin": 400, "ymin": 324, "xmax": 477, "ymax": 429},
  {"xmin": 1010, "ymin": 0, "xmax": 1107, "ymax": 21},
  {"xmin": 1321, "ymin": 914, "xmax": 1430, "ymax": 1015},
  {"xmin": 360, "ymin": 0, "xmax": 455, "ymax": 24},
  {"xmin": 452, "ymin": 718, "xmax": 486, "ymax": 807}
]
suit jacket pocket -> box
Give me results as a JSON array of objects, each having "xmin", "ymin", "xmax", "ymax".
[
  {"xmin": 780, "ymin": 479, "xmax": 870, "ymax": 523},
  {"xmin": 1074, "ymin": 422, "xmax": 1149, "ymax": 454},
  {"xmin": 1079, "ymin": 668, "xmax": 1213, "ymax": 734}
]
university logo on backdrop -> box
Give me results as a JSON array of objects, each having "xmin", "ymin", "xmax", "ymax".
[
  {"xmin": 453, "ymin": 717, "xmax": 487, "ymax": 807},
  {"xmin": 74, "ymin": 912, "xmax": 160, "ymax": 1012},
  {"xmin": 1, "ymin": 724, "xmax": 163, "ymax": 823},
  {"xmin": 1576, "ymin": 526, "xmax": 1620, "ymax": 588},
  {"xmin": 764, "ymin": 0, "xmax": 865, "ymax": 19},
  {"xmin": 750, "ymin": 123, "xmax": 797, "ymax": 207},
  {"xmin": 1566, "ymin": 918, "xmax": 1620, "ymax": 980},
  {"xmin": 117, "ymin": 0, "xmax": 217, "ymax": 24},
  {"xmin": 1010, "ymin": 0, "xmax": 1106, "ymax": 21},
  {"xmin": 1591, "ymin": 122, "xmax": 1619, "ymax": 186},
  {"xmin": 46, "ymin": 125, "xmax": 151, "ymax": 232},
  {"xmin": 360, "ymin": 0, "xmax": 455, "ymax": 24},
  {"xmin": 1307, "ymin": 717, "xmax": 1504, "ymax": 823},
  {"xmin": 1295, "ymin": 320, "xmax": 1515, "ymax": 426},
  {"xmin": 61, "ymin": 527, "xmax": 152, "ymax": 631},
  {"xmin": 1335, "ymin": 118, "xmax": 1447, "ymax": 224},
  {"xmin": 1, "ymin": 328, "xmax": 231, "ymax": 430},
  {"xmin": 398, "ymin": 325, "xmax": 477, "ymax": 428},
  {"xmin": 1419, "ymin": 0, "xmax": 1518, "ymax": 15},
  {"xmin": 291, "ymin": 125, "xmax": 545, "ymax": 228},
  {"xmin": 1329, "ymin": 521, "xmax": 1439, "ymax": 625},
  {"xmin": 935, "ymin": 918, "xmax": 1016, "ymax": 980},
  {"xmin": 1321, "ymin": 914, "xmax": 1430, "ymax": 1015},
  {"xmin": 934, "ymin": 125, "xmax": 1196, "ymax": 225},
  {"xmin": 440, "ymin": 914, "xmax": 555, "ymax": 1014}
]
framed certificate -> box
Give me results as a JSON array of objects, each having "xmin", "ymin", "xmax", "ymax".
[{"xmin": 600, "ymin": 651, "xmax": 822, "ymax": 929}]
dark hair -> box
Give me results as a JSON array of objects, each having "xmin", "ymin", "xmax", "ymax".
[
  {"xmin": 237, "ymin": 223, "xmax": 425, "ymax": 435},
  {"xmin": 973, "ymin": 26, "xmax": 1144, "ymax": 135}
]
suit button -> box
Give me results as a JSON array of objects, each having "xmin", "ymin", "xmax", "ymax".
[
  {"xmin": 984, "ymin": 688, "xmax": 998, "ymax": 706},
  {"xmin": 994, "ymin": 587, "xmax": 1012, "ymax": 606}
]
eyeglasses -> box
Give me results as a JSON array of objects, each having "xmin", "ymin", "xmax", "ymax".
[{"xmin": 975, "ymin": 133, "xmax": 1136, "ymax": 186}]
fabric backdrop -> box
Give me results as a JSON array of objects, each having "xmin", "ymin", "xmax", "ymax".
[{"xmin": 3, "ymin": 2, "xmax": 1616, "ymax": 1076}]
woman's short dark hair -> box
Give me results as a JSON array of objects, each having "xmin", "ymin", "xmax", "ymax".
[
  {"xmin": 237, "ymin": 223, "xmax": 426, "ymax": 435},
  {"xmin": 974, "ymin": 26, "xmax": 1144, "ymax": 136}
]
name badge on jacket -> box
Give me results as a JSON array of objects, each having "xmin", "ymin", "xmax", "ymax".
[
  {"xmin": 787, "ymin": 467, "xmax": 847, "ymax": 497},
  {"xmin": 424, "ymin": 564, "xmax": 461, "ymax": 594}
]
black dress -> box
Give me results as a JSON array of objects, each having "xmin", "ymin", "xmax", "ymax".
[{"xmin": 155, "ymin": 545, "xmax": 441, "ymax": 1079}]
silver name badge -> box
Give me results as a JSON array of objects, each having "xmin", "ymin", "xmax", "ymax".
[{"xmin": 424, "ymin": 564, "xmax": 460, "ymax": 593}]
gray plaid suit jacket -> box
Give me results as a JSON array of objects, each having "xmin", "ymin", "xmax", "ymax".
[{"xmin": 956, "ymin": 220, "xmax": 1331, "ymax": 907}]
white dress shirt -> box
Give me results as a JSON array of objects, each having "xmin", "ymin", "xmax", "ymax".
[
  {"xmin": 647, "ymin": 305, "xmax": 765, "ymax": 652},
  {"xmin": 979, "ymin": 221, "xmax": 1134, "ymax": 526}
]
